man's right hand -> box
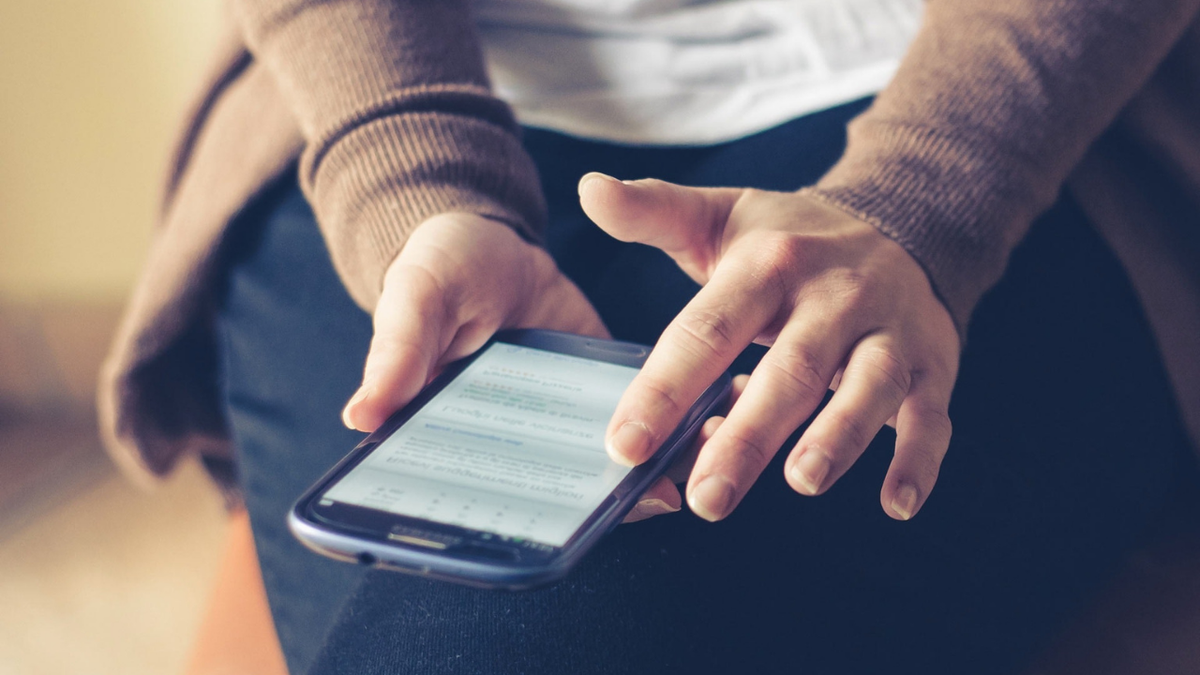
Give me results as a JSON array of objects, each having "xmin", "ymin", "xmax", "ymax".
[{"xmin": 340, "ymin": 212, "xmax": 609, "ymax": 432}]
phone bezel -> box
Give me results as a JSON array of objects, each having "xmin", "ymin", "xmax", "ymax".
[{"xmin": 288, "ymin": 329, "xmax": 731, "ymax": 590}]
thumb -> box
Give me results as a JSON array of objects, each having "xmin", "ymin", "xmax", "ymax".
[
  {"xmin": 342, "ymin": 261, "xmax": 450, "ymax": 432},
  {"xmin": 578, "ymin": 173, "xmax": 740, "ymax": 276}
]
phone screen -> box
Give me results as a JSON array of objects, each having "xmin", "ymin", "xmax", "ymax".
[{"xmin": 320, "ymin": 342, "xmax": 641, "ymax": 547}]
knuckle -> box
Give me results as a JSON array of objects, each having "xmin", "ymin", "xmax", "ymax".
[
  {"xmin": 916, "ymin": 403, "xmax": 953, "ymax": 443},
  {"xmin": 674, "ymin": 308, "xmax": 740, "ymax": 358},
  {"xmin": 854, "ymin": 347, "xmax": 911, "ymax": 403},
  {"xmin": 898, "ymin": 403, "xmax": 952, "ymax": 484},
  {"xmin": 719, "ymin": 426, "xmax": 775, "ymax": 470},
  {"xmin": 824, "ymin": 410, "xmax": 874, "ymax": 452},
  {"xmin": 762, "ymin": 344, "xmax": 829, "ymax": 405},
  {"xmin": 636, "ymin": 374, "xmax": 688, "ymax": 421},
  {"xmin": 922, "ymin": 355, "xmax": 960, "ymax": 390},
  {"xmin": 747, "ymin": 234, "xmax": 808, "ymax": 298},
  {"xmin": 760, "ymin": 233, "xmax": 809, "ymax": 272}
]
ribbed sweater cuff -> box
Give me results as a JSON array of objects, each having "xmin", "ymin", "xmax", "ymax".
[
  {"xmin": 803, "ymin": 122, "xmax": 1034, "ymax": 338},
  {"xmin": 301, "ymin": 101, "xmax": 547, "ymax": 311},
  {"xmin": 236, "ymin": 0, "xmax": 548, "ymax": 311}
]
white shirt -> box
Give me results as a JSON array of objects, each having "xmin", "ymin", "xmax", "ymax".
[{"xmin": 474, "ymin": 0, "xmax": 923, "ymax": 145}]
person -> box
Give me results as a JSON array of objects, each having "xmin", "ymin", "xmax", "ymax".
[{"xmin": 100, "ymin": 1, "xmax": 1200, "ymax": 673}]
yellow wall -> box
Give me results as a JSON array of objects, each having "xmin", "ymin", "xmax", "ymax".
[{"xmin": 0, "ymin": 0, "xmax": 223, "ymax": 303}]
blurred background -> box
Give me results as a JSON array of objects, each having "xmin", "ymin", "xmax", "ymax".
[{"xmin": 0, "ymin": 2, "xmax": 229, "ymax": 673}]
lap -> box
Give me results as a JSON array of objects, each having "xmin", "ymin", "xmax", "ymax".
[
  {"xmin": 217, "ymin": 183, "xmax": 374, "ymax": 674},
  {"xmin": 216, "ymin": 104, "xmax": 1192, "ymax": 675}
]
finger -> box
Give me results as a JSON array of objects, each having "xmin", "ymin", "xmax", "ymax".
[
  {"xmin": 342, "ymin": 263, "xmax": 452, "ymax": 432},
  {"xmin": 623, "ymin": 476, "xmax": 682, "ymax": 523},
  {"xmin": 881, "ymin": 369, "xmax": 954, "ymax": 520},
  {"xmin": 685, "ymin": 315, "xmax": 857, "ymax": 521},
  {"xmin": 578, "ymin": 173, "xmax": 740, "ymax": 281},
  {"xmin": 605, "ymin": 256, "xmax": 785, "ymax": 467},
  {"xmin": 785, "ymin": 335, "xmax": 911, "ymax": 497},
  {"xmin": 627, "ymin": 373, "xmax": 750, "ymax": 522},
  {"xmin": 663, "ymin": 373, "xmax": 748, "ymax": 485},
  {"xmin": 730, "ymin": 373, "xmax": 751, "ymax": 403}
]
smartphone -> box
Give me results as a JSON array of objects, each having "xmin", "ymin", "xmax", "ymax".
[{"xmin": 289, "ymin": 329, "xmax": 731, "ymax": 590}]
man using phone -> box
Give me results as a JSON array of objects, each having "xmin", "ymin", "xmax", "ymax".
[{"xmin": 102, "ymin": 1, "xmax": 1200, "ymax": 673}]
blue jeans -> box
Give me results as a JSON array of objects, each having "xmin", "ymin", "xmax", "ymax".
[{"xmin": 216, "ymin": 100, "xmax": 1193, "ymax": 674}]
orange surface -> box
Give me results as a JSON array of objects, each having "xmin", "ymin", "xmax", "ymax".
[{"xmin": 184, "ymin": 510, "xmax": 287, "ymax": 675}]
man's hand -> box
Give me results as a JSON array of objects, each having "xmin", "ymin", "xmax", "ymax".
[
  {"xmin": 340, "ymin": 212, "xmax": 688, "ymax": 524},
  {"xmin": 579, "ymin": 174, "xmax": 961, "ymax": 522},
  {"xmin": 340, "ymin": 212, "xmax": 608, "ymax": 432}
]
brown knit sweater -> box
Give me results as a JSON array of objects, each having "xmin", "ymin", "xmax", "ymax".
[{"xmin": 99, "ymin": 0, "xmax": 1200, "ymax": 489}]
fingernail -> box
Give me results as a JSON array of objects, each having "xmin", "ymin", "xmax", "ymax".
[
  {"xmin": 688, "ymin": 476, "xmax": 736, "ymax": 522},
  {"xmin": 342, "ymin": 388, "xmax": 369, "ymax": 429},
  {"xmin": 791, "ymin": 450, "xmax": 830, "ymax": 495},
  {"xmin": 635, "ymin": 498, "xmax": 681, "ymax": 518},
  {"xmin": 578, "ymin": 172, "xmax": 618, "ymax": 195},
  {"xmin": 891, "ymin": 483, "xmax": 920, "ymax": 521},
  {"xmin": 607, "ymin": 422, "xmax": 651, "ymax": 466}
]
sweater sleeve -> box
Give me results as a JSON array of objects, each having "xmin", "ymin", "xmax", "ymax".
[
  {"xmin": 229, "ymin": 0, "xmax": 546, "ymax": 310},
  {"xmin": 803, "ymin": 0, "xmax": 1200, "ymax": 336}
]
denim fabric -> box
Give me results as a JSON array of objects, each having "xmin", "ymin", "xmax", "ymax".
[{"xmin": 216, "ymin": 99, "xmax": 1193, "ymax": 674}]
